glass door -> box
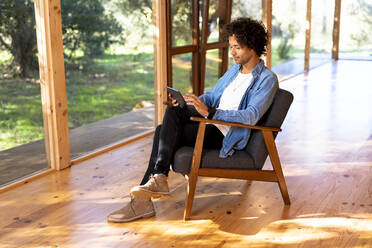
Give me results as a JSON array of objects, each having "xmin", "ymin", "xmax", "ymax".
[
  {"xmin": 0, "ymin": 1, "xmax": 48, "ymax": 186},
  {"xmin": 166, "ymin": 0, "xmax": 233, "ymax": 96}
]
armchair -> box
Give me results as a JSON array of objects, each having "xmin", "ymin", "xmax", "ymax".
[{"xmin": 172, "ymin": 88, "xmax": 294, "ymax": 220}]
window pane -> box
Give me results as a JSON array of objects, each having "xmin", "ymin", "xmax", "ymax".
[
  {"xmin": 205, "ymin": 49, "xmax": 221, "ymax": 92},
  {"xmin": 207, "ymin": 0, "xmax": 220, "ymax": 43},
  {"xmin": 272, "ymin": 0, "xmax": 306, "ymax": 80},
  {"xmin": 0, "ymin": 2, "xmax": 47, "ymax": 186},
  {"xmin": 231, "ymin": 0, "xmax": 261, "ymax": 20},
  {"xmin": 309, "ymin": 0, "xmax": 333, "ymax": 68},
  {"xmin": 206, "ymin": 0, "xmax": 230, "ymax": 44},
  {"xmin": 172, "ymin": 53, "xmax": 193, "ymax": 94},
  {"xmin": 229, "ymin": 0, "xmax": 261, "ymax": 68},
  {"xmin": 61, "ymin": 0, "xmax": 154, "ymax": 159},
  {"xmin": 172, "ymin": 0, "xmax": 193, "ymax": 47},
  {"xmin": 339, "ymin": 0, "xmax": 372, "ymax": 60}
]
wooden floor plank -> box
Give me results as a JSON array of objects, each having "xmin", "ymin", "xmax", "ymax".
[{"xmin": 0, "ymin": 60, "xmax": 371, "ymax": 247}]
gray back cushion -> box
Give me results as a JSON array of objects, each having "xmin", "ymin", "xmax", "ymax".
[
  {"xmin": 245, "ymin": 88, "xmax": 293, "ymax": 169},
  {"xmin": 172, "ymin": 88, "xmax": 293, "ymax": 175}
]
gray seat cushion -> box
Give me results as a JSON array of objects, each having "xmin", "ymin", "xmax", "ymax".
[
  {"xmin": 172, "ymin": 88, "xmax": 293, "ymax": 175},
  {"xmin": 173, "ymin": 147, "xmax": 255, "ymax": 175}
]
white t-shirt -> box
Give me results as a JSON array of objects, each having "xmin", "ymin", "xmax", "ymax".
[{"xmin": 214, "ymin": 72, "xmax": 253, "ymax": 136}]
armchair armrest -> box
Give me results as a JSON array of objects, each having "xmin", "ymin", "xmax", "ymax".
[{"xmin": 190, "ymin": 117, "xmax": 281, "ymax": 132}]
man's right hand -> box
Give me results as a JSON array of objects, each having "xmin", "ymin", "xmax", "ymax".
[{"xmin": 163, "ymin": 93, "xmax": 180, "ymax": 107}]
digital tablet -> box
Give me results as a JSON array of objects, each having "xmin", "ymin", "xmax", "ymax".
[{"xmin": 166, "ymin": 86, "xmax": 186, "ymax": 108}]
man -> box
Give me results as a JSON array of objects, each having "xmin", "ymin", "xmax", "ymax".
[{"xmin": 108, "ymin": 17, "xmax": 278, "ymax": 222}]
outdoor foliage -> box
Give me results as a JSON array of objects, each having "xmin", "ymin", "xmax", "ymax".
[
  {"xmin": 272, "ymin": 0, "xmax": 300, "ymax": 60},
  {"xmin": 349, "ymin": 0, "xmax": 372, "ymax": 47},
  {"xmin": 275, "ymin": 23, "xmax": 298, "ymax": 60},
  {"xmin": 0, "ymin": 0, "xmax": 122, "ymax": 77},
  {"xmin": 61, "ymin": 0, "xmax": 122, "ymax": 61},
  {"xmin": 0, "ymin": 52, "xmax": 155, "ymax": 150},
  {"xmin": 0, "ymin": 0, "xmax": 38, "ymax": 78}
]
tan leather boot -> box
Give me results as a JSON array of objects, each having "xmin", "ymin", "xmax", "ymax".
[
  {"xmin": 107, "ymin": 196, "xmax": 155, "ymax": 223},
  {"xmin": 130, "ymin": 174, "xmax": 170, "ymax": 198}
]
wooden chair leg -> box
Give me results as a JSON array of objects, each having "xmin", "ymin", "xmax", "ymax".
[
  {"xmin": 184, "ymin": 173, "xmax": 198, "ymax": 220},
  {"xmin": 262, "ymin": 130, "xmax": 291, "ymax": 205},
  {"xmin": 183, "ymin": 122, "xmax": 206, "ymax": 220}
]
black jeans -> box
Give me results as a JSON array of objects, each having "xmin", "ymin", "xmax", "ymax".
[{"xmin": 140, "ymin": 105, "xmax": 224, "ymax": 185}]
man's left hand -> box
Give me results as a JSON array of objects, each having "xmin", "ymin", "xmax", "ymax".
[{"xmin": 184, "ymin": 93, "xmax": 208, "ymax": 117}]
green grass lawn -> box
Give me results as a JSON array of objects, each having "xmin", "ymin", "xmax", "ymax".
[
  {"xmin": 0, "ymin": 50, "xmax": 222, "ymax": 151},
  {"xmin": 0, "ymin": 52, "xmax": 155, "ymax": 150},
  {"xmin": 66, "ymin": 53, "xmax": 155, "ymax": 128},
  {"xmin": 0, "ymin": 79, "xmax": 44, "ymax": 149}
]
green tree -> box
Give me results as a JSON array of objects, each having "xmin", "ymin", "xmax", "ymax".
[
  {"xmin": 0, "ymin": 0, "xmax": 38, "ymax": 78},
  {"xmin": 350, "ymin": 0, "xmax": 372, "ymax": 47},
  {"xmin": 0, "ymin": 0, "xmax": 122, "ymax": 78},
  {"xmin": 116, "ymin": 0, "xmax": 226, "ymax": 46},
  {"xmin": 61, "ymin": 0, "xmax": 122, "ymax": 60},
  {"xmin": 108, "ymin": 0, "xmax": 153, "ymax": 49},
  {"xmin": 231, "ymin": 0, "xmax": 261, "ymax": 20},
  {"xmin": 272, "ymin": 0, "xmax": 300, "ymax": 59}
]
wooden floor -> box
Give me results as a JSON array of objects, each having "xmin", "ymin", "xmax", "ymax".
[{"xmin": 0, "ymin": 60, "xmax": 371, "ymax": 248}]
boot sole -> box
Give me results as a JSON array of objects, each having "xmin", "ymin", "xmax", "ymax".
[
  {"xmin": 130, "ymin": 188, "xmax": 170, "ymax": 199},
  {"xmin": 108, "ymin": 211, "xmax": 155, "ymax": 223}
]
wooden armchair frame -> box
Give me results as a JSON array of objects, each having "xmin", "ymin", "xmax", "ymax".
[{"xmin": 184, "ymin": 116, "xmax": 291, "ymax": 220}]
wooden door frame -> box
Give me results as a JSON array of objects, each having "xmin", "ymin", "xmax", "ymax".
[
  {"xmin": 304, "ymin": 0, "xmax": 312, "ymax": 71},
  {"xmin": 35, "ymin": 0, "xmax": 70, "ymax": 171},
  {"xmin": 262, "ymin": 0, "xmax": 272, "ymax": 69},
  {"xmin": 165, "ymin": 0, "xmax": 200, "ymax": 93},
  {"xmin": 200, "ymin": 0, "xmax": 232, "ymax": 96},
  {"xmin": 165, "ymin": 0, "xmax": 232, "ymax": 97},
  {"xmin": 332, "ymin": 0, "xmax": 342, "ymax": 60}
]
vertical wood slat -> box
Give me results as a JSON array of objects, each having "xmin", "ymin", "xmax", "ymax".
[
  {"xmin": 166, "ymin": 0, "xmax": 173, "ymax": 88},
  {"xmin": 191, "ymin": 0, "xmax": 201, "ymax": 96},
  {"xmin": 304, "ymin": 0, "xmax": 312, "ymax": 71},
  {"xmin": 262, "ymin": 0, "xmax": 272, "ymax": 69},
  {"xmin": 34, "ymin": 0, "xmax": 70, "ymax": 170},
  {"xmin": 153, "ymin": 0, "xmax": 168, "ymax": 125},
  {"xmin": 218, "ymin": 0, "xmax": 232, "ymax": 80},
  {"xmin": 199, "ymin": 0, "xmax": 210, "ymax": 96},
  {"xmin": 332, "ymin": 0, "xmax": 342, "ymax": 60}
]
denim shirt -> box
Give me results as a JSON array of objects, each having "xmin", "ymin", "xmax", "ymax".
[{"xmin": 199, "ymin": 59, "xmax": 278, "ymax": 158}]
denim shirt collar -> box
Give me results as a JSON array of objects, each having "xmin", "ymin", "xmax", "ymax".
[{"xmin": 239, "ymin": 59, "xmax": 265, "ymax": 79}]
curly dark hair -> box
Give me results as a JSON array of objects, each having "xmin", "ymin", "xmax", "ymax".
[{"xmin": 224, "ymin": 17, "xmax": 269, "ymax": 57}]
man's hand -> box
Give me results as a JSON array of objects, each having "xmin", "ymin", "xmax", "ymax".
[
  {"xmin": 184, "ymin": 93, "xmax": 208, "ymax": 117},
  {"xmin": 163, "ymin": 93, "xmax": 180, "ymax": 107}
]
